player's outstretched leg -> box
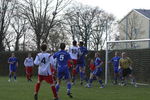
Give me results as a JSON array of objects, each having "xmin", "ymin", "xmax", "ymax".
[
  {"xmin": 56, "ymin": 83, "xmax": 60, "ymax": 93},
  {"xmin": 67, "ymin": 82, "xmax": 73, "ymax": 98},
  {"xmin": 34, "ymin": 82, "xmax": 41, "ymax": 100},
  {"xmin": 98, "ymin": 80, "xmax": 104, "ymax": 88},
  {"xmin": 51, "ymin": 84, "xmax": 59, "ymax": 100},
  {"xmin": 129, "ymin": 74, "xmax": 138, "ymax": 87},
  {"xmin": 14, "ymin": 72, "xmax": 17, "ymax": 81},
  {"xmin": 8, "ymin": 72, "xmax": 12, "ymax": 82}
]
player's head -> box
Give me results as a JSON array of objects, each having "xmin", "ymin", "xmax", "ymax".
[
  {"xmin": 115, "ymin": 51, "xmax": 118, "ymax": 56},
  {"xmin": 122, "ymin": 52, "xmax": 126, "ymax": 58},
  {"xmin": 60, "ymin": 43, "xmax": 66, "ymax": 50},
  {"xmin": 90, "ymin": 59, "xmax": 94, "ymax": 64},
  {"xmin": 40, "ymin": 44, "xmax": 47, "ymax": 51},
  {"xmin": 11, "ymin": 53, "xmax": 15, "ymax": 57},
  {"xmin": 73, "ymin": 40, "xmax": 77, "ymax": 46},
  {"xmin": 79, "ymin": 41, "xmax": 84, "ymax": 47},
  {"xmin": 95, "ymin": 52, "xmax": 100, "ymax": 57}
]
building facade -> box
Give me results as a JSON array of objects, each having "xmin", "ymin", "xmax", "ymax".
[{"xmin": 118, "ymin": 9, "xmax": 150, "ymax": 49}]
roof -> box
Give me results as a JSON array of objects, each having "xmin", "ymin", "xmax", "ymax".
[
  {"xmin": 134, "ymin": 9, "xmax": 150, "ymax": 19},
  {"xmin": 119, "ymin": 9, "xmax": 150, "ymax": 23}
]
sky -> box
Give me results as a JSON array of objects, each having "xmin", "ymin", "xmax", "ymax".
[{"xmin": 76, "ymin": 0, "xmax": 150, "ymax": 20}]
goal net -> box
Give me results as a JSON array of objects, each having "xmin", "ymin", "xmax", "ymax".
[{"xmin": 105, "ymin": 39, "xmax": 150, "ymax": 85}]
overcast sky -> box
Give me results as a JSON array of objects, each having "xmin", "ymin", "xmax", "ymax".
[{"xmin": 76, "ymin": 0, "xmax": 150, "ymax": 20}]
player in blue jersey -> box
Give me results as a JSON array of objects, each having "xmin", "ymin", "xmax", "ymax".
[
  {"xmin": 54, "ymin": 43, "xmax": 73, "ymax": 98},
  {"xmin": 110, "ymin": 52, "xmax": 121, "ymax": 84},
  {"xmin": 86, "ymin": 52, "xmax": 104, "ymax": 88},
  {"xmin": 8, "ymin": 53, "xmax": 18, "ymax": 82},
  {"xmin": 77, "ymin": 41, "xmax": 88, "ymax": 85}
]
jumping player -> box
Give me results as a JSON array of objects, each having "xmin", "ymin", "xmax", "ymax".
[
  {"xmin": 68, "ymin": 40, "xmax": 79, "ymax": 84},
  {"xmin": 8, "ymin": 53, "xmax": 18, "ymax": 82},
  {"xmin": 110, "ymin": 52, "xmax": 121, "ymax": 84},
  {"xmin": 34, "ymin": 44, "xmax": 58, "ymax": 100},
  {"xmin": 54, "ymin": 43, "xmax": 73, "ymax": 98},
  {"xmin": 24, "ymin": 53, "xmax": 34, "ymax": 82},
  {"xmin": 77, "ymin": 41, "xmax": 88, "ymax": 85},
  {"xmin": 86, "ymin": 53, "xmax": 104, "ymax": 88}
]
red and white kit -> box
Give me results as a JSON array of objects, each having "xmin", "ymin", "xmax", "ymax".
[{"xmin": 24, "ymin": 57, "xmax": 34, "ymax": 80}]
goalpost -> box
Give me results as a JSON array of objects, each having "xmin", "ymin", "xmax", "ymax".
[{"xmin": 105, "ymin": 38, "xmax": 150, "ymax": 85}]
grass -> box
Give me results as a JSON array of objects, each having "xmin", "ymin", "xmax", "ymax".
[{"xmin": 0, "ymin": 76, "xmax": 150, "ymax": 100}]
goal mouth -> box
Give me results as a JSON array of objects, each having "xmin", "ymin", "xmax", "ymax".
[{"xmin": 105, "ymin": 38, "xmax": 150, "ymax": 85}]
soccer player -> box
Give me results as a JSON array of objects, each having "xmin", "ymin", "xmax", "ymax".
[
  {"xmin": 86, "ymin": 52, "xmax": 104, "ymax": 88},
  {"xmin": 119, "ymin": 52, "xmax": 137, "ymax": 87},
  {"xmin": 34, "ymin": 44, "xmax": 58, "ymax": 100},
  {"xmin": 110, "ymin": 52, "xmax": 121, "ymax": 84},
  {"xmin": 77, "ymin": 41, "xmax": 88, "ymax": 85},
  {"xmin": 24, "ymin": 53, "xmax": 34, "ymax": 82},
  {"xmin": 68, "ymin": 40, "xmax": 79, "ymax": 84},
  {"xmin": 8, "ymin": 53, "xmax": 18, "ymax": 82},
  {"xmin": 54, "ymin": 43, "xmax": 73, "ymax": 98}
]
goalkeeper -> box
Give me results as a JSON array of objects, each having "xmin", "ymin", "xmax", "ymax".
[{"xmin": 119, "ymin": 52, "xmax": 137, "ymax": 87}]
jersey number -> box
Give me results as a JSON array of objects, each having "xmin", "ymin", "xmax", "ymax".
[
  {"xmin": 41, "ymin": 57, "xmax": 46, "ymax": 64},
  {"xmin": 72, "ymin": 49, "xmax": 77, "ymax": 54},
  {"xmin": 60, "ymin": 55, "xmax": 64, "ymax": 61}
]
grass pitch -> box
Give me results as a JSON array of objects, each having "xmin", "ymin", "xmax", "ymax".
[{"xmin": 0, "ymin": 76, "xmax": 150, "ymax": 100}]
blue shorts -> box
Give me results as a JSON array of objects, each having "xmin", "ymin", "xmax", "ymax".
[
  {"xmin": 77, "ymin": 59, "xmax": 85, "ymax": 68},
  {"xmin": 93, "ymin": 68, "xmax": 102, "ymax": 76},
  {"xmin": 9, "ymin": 66, "xmax": 17, "ymax": 72},
  {"xmin": 114, "ymin": 69, "xmax": 119, "ymax": 73},
  {"xmin": 57, "ymin": 65, "xmax": 70, "ymax": 80}
]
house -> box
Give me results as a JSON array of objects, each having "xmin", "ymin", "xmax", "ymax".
[{"xmin": 118, "ymin": 9, "xmax": 150, "ymax": 49}]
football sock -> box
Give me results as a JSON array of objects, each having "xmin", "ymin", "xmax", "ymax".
[
  {"xmin": 35, "ymin": 83, "xmax": 41, "ymax": 93},
  {"xmin": 56, "ymin": 83, "xmax": 60, "ymax": 92},
  {"xmin": 89, "ymin": 79, "xmax": 93, "ymax": 86},
  {"xmin": 98, "ymin": 80, "xmax": 103, "ymax": 86},
  {"xmin": 80, "ymin": 72, "xmax": 83, "ymax": 81},
  {"xmin": 51, "ymin": 85, "xmax": 58, "ymax": 98},
  {"xmin": 14, "ymin": 74, "xmax": 16, "ymax": 80},
  {"xmin": 67, "ymin": 82, "xmax": 71, "ymax": 93}
]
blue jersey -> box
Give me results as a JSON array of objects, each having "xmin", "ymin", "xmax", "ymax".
[
  {"xmin": 93, "ymin": 57, "xmax": 103, "ymax": 76},
  {"xmin": 53, "ymin": 50, "xmax": 71, "ymax": 66},
  {"xmin": 94, "ymin": 57, "xmax": 102, "ymax": 70},
  {"xmin": 8, "ymin": 57, "xmax": 18, "ymax": 67},
  {"xmin": 53, "ymin": 50, "xmax": 71, "ymax": 79},
  {"xmin": 111, "ymin": 56, "xmax": 120, "ymax": 70},
  {"xmin": 78, "ymin": 46, "xmax": 88, "ymax": 61}
]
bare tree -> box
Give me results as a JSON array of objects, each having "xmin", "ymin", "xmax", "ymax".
[
  {"xmin": 64, "ymin": 4, "xmax": 115, "ymax": 50},
  {"xmin": 48, "ymin": 21, "xmax": 69, "ymax": 51},
  {"xmin": 11, "ymin": 5, "xmax": 28, "ymax": 51},
  {"xmin": 91, "ymin": 13, "xmax": 115, "ymax": 50},
  {"xmin": 19, "ymin": 0, "xmax": 72, "ymax": 50},
  {"xmin": 4, "ymin": 31, "xmax": 15, "ymax": 51},
  {"xmin": 64, "ymin": 5, "xmax": 101, "ymax": 48},
  {"xmin": 0, "ymin": 0, "xmax": 16, "ymax": 51}
]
